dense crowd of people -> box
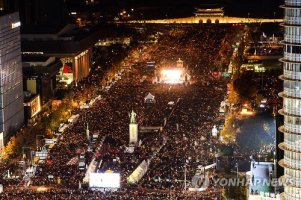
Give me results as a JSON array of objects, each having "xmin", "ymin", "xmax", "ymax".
[
  {"xmin": 0, "ymin": 24, "xmax": 241, "ymax": 199},
  {"xmin": 0, "ymin": 188, "xmax": 222, "ymax": 200}
]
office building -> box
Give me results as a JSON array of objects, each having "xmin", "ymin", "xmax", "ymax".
[
  {"xmin": 0, "ymin": 12, "xmax": 24, "ymax": 146},
  {"xmin": 279, "ymin": 0, "xmax": 301, "ymax": 199}
]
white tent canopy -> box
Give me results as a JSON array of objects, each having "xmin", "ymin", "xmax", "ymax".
[
  {"xmin": 144, "ymin": 93, "xmax": 156, "ymax": 103},
  {"xmin": 127, "ymin": 160, "xmax": 149, "ymax": 184}
]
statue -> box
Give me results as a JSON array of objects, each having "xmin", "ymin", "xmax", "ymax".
[{"xmin": 129, "ymin": 110, "xmax": 137, "ymax": 124}]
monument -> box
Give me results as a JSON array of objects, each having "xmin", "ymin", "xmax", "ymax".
[
  {"xmin": 176, "ymin": 58, "xmax": 184, "ymax": 68},
  {"xmin": 129, "ymin": 110, "xmax": 138, "ymax": 145}
]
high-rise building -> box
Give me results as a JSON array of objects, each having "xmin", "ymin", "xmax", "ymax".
[
  {"xmin": 0, "ymin": 12, "xmax": 24, "ymax": 146},
  {"xmin": 279, "ymin": 0, "xmax": 301, "ymax": 199}
]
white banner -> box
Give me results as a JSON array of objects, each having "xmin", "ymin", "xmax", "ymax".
[{"xmin": 127, "ymin": 160, "xmax": 149, "ymax": 184}]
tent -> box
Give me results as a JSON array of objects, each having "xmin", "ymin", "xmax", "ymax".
[{"xmin": 144, "ymin": 93, "xmax": 156, "ymax": 103}]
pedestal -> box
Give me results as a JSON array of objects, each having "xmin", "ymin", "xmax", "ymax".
[{"xmin": 129, "ymin": 123, "xmax": 138, "ymax": 145}]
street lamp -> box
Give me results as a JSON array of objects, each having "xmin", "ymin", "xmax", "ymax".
[
  {"xmin": 184, "ymin": 159, "xmax": 188, "ymax": 192},
  {"xmin": 36, "ymin": 135, "xmax": 45, "ymax": 150},
  {"xmin": 235, "ymin": 162, "xmax": 239, "ymax": 179},
  {"xmin": 215, "ymin": 153, "xmax": 219, "ymax": 169},
  {"xmin": 184, "ymin": 164, "xmax": 187, "ymax": 191},
  {"xmin": 273, "ymin": 151, "xmax": 277, "ymax": 175}
]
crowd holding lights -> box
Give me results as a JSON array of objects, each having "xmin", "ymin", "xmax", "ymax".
[{"xmin": 0, "ymin": 25, "xmax": 245, "ymax": 199}]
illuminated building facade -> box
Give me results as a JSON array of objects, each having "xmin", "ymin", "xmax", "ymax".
[
  {"xmin": 58, "ymin": 49, "xmax": 91, "ymax": 85},
  {"xmin": 21, "ymin": 24, "xmax": 99, "ymax": 86},
  {"xmin": 279, "ymin": 0, "xmax": 301, "ymax": 199},
  {"xmin": 74, "ymin": 49, "xmax": 91, "ymax": 82},
  {"xmin": 0, "ymin": 12, "xmax": 24, "ymax": 146},
  {"xmin": 22, "ymin": 56, "xmax": 61, "ymax": 104},
  {"xmin": 194, "ymin": 7, "xmax": 224, "ymax": 17},
  {"xmin": 24, "ymin": 94, "xmax": 41, "ymax": 120}
]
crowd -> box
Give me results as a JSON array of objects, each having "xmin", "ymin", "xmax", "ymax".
[
  {"xmin": 141, "ymin": 82, "xmax": 225, "ymax": 190},
  {"xmin": 0, "ymin": 24, "xmax": 242, "ymax": 199},
  {"xmin": 0, "ymin": 188, "xmax": 222, "ymax": 200}
]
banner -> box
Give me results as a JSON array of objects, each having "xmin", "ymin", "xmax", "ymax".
[{"xmin": 127, "ymin": 160, "xmax": 149, "ymax": 184}]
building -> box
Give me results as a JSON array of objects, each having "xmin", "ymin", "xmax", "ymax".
[
  {"xmin": 194, "ymin": 7, "xmax": 224, "ymax": 17},
  {"xmin": 275, "ymin": 115, "xmax": 284, "ymax": 180},
  {"xmin": 194, "ymin": 4, "xmax": 224, "ymax": 20},
  {"xmin": 23, "ymin": 92, "xmax": 41, "ymax": 124},
  {"xmin": 0, "ymin": 12, "xmax": 24, "ymax": 146},
  {"xmin": 21, "ymin": 24, "xmax": 101, "ymax": 84},
  {"xmin": 22, "ymin": 55, "xmax": 62, "ymax": 104},
  {"xmin": 247, "ymin": 162, "xmax": 279, "ymax": 200},
  {"xmin": 278, "ymin": 0, "xmax": 301, "ymax": 199}
]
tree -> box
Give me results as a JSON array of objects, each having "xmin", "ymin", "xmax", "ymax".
[
  {"xmin": 220, "ymin": 113, "xmax": 236, "ymax": 142},
  {"xmin": 227, "ymin": 83, "xmax": 239, "ymax": 104},
  {"xmin": 0, "ymin": 148, "xmax": 8, "ymax": 160},
  {"xmin": 5, "ymin": 136, "xmax": 16, "ymax": 156},
  {"xmin": 223, "ymin": 185, "xmax": 247, "ymax": 200},
  {"xmin": 233, "ymin": 72, "xmax": 258, "ymax": 101}
]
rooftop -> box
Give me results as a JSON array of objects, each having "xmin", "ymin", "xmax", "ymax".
[
  {"xmin": 21, "ymin": 25, "xmax": 65, "ymax": 34},
  {"xmin": 22, "ymin": 55, "xmax": 51, "ymax": 63}
]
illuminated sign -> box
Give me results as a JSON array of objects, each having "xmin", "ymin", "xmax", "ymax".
[
  {"xmin": 24, "ymin": 95, "xmax": 41, "ymax": 118},
  {"xmin": 0, "ymin": 132, "xmax": 3, "ymax": 148},
  {"xmin": 11, "ymin": 21, "xmax": 21, "ymax": 29}
]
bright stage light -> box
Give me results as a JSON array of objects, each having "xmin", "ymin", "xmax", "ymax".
[{"xmin": 161, "ymin": 69, "xmax": 183, "ymax": 84}]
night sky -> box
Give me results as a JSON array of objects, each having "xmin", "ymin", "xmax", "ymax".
[{"xmin": 107, "ymin": 0, "xmax": 283, "ymax": 19}]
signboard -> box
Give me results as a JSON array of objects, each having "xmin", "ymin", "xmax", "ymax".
[
  {"xmin": 222, "ymin": 72, "xmax": 231, "ymax": 78},
  {"xmin": 89, "ymin": 173, "xmax": 120, "ymax": 188},
  {"xmin": 31, "ymin": 95, "xmax": 41, "ymax": 117},
  {"xmin": 11, "ymin": 21, "xmax": 21, "ymax": 29},
  {"xmin": 44, "ymin": 139, "xmax": 56, "ymax": 145},
  {"xmin": 35, "ymin": 151, "xmax": 48, "ymax": 160},
  {"xmin": 0, "ymin": 132, "xmax": 3, "ymax": 149}
]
